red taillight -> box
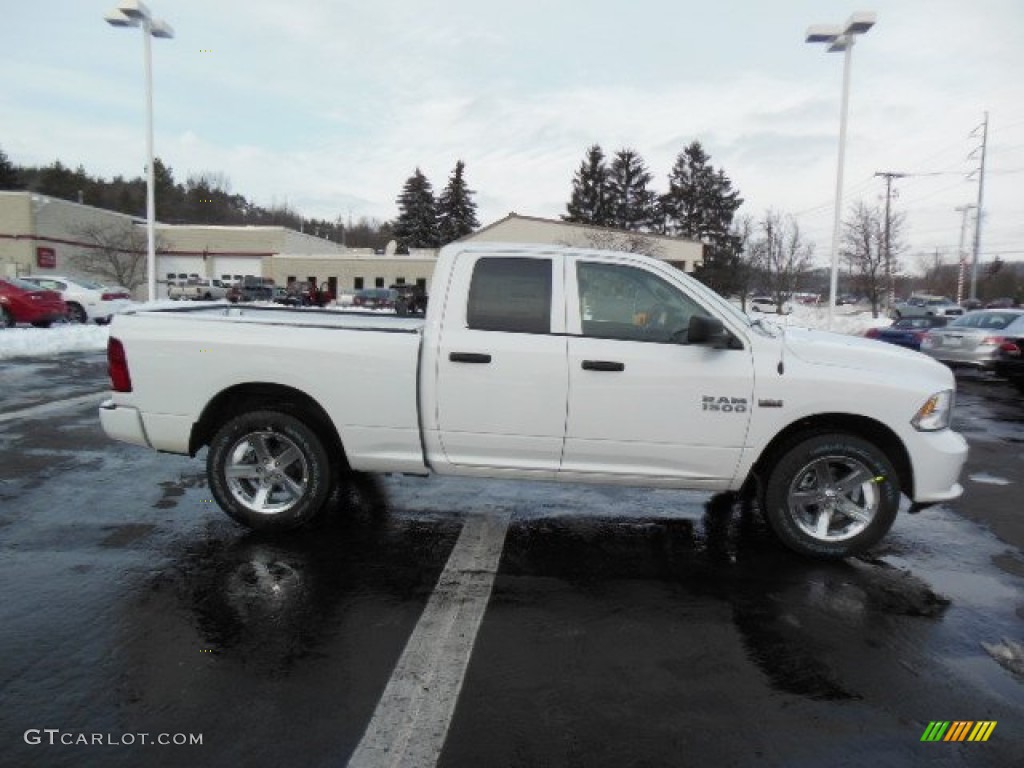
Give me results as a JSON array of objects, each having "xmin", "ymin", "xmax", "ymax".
[
  {"xmin": 101, "ymin": 292, "xmax": 128, "ymax": 300},
  {"xmin": 865, "ymin": 328, "xmax": 880, "ymax": 339},
  {"xmin": 999, "ymin": 341, "xmax": 1022, "ymax": 357},
  {"xmin": 107, "ymin": 337, "xmax": 133, "ymax": 393},
  {"xmin": 979, "ymin": 335, "xmax": 1005, "ymax": 347}
]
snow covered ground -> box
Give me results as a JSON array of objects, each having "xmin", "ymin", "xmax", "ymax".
[{"xmin": 0, "ymin": 300, "xmax": 892, "ymax": 361}]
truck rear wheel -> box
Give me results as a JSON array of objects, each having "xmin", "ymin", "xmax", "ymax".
[
  {"xmin": 207, "ymin": 410, "xmax": 333, "ymax": 532},
  {"xmin": 762, "ymin": 434, "xmax": 900, "ymax": 558}
]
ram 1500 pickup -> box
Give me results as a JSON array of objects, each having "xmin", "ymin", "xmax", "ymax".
[{"xmin": 100, "ymin": 243, "xmax": 968, "ymax": 558}]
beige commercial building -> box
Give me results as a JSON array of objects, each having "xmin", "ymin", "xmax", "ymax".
[
  {"xmin": 462, "ymin": 213, "xmax": 704, "ymax": 273},
  {"xmin": 0, "ymin": 191, "xmax": 433, "ymax": 296},
  {"xmin": 1, "ymin": 191, "xmax": 139, "ymax": 279},
  {"xmin": 2, "ymin": 193, "xmax": 702, "ymax": 299}
]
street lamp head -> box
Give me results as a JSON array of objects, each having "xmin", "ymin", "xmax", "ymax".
[
  {"xmin": 806, "ymin": 24, "xmax": 842, "ymax": 44},
  {"xmin": 117, "ymin": 0, "xmax": 152, "ymax": 21},
  {"xmin": 807, "ymin": 12, "xmax": 875, "ymax": 52},
  {"xmin": 150, "ymin": 19, "xmax": 174, "ymax": 39},
  {"xmin": 104, "ymin": 10, "xmax": 139, "ymax": 27},
  {"xmin": 844, "ymin": 12, "xmax": 876, "ymax": 35}
]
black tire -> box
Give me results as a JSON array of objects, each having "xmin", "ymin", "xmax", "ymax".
[
  {"xmin": 0, "ymin": 308, "xmax": 12, "ymax": 329},
  {"xmin": 66, "ymin": 303, "xmax": 87, "ymax": 324},
  {"xmin": 762, "ymin": 433, "xmax": 900, "ymax": 558},
  {"xmin": 31, "ymin": 320, "xmax": 53, "ymax": 328},
  {"xmin": 207, "ymin": 410, "xmax": 333, "ymax": 532}
]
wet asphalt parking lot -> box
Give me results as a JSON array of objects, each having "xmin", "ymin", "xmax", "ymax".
[{"xmin": 1, "ymin": 351, "xmax": 1022, "ymax": 767}]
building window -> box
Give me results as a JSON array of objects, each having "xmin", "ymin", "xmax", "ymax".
[
  {"xmin": 375, "ymin": 277, "xmax": 385, "ymax": 288},
  {"xmin": 395, "ymin": 277, "xmax": 406, "ymax": 285},
  {"xmin": 354, "ymin": 277, "xmax": 364, "ymax": 290},
  {"xmin": 286, "ymin": 275, "xmax": 296, "ymax": 285},
  {"xmin": 416, "ymin": 278, "xmax": 427, "ymax": 289}
]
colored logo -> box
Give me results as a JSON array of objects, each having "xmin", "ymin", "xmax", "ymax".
[{"xmin": 920, "ymin": 721, "xmax": 996, "ymax": 742}]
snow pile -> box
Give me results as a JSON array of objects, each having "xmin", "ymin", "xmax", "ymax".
[
  {"xmin": 0, "ymin": 323, "xmax": 111, "ymax": 360},
  {"xmin": 0, "ymin": 300, "xmax": 893, "ymax": 361},
  {"xmin": 761, "ymin": 303, "xmax": 893, "ymax": 336}
]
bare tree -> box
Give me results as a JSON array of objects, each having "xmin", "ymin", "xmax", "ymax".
[
  {"xmin": 572, "ymin": 229, "xmax": 665, "ymax": 259},
  {"xmin": 841, "ymin": 201, "xmax": 905, "ymax": 317},
  {"xmin": 730, "ymin": 214, "xmax": 762, "ymax": 312},
  {"xmin": 753, "ymin": 210, "xmax": 814, "ymax": 311},
  {"xmin": 69, "ymin": 222, "xmax": 167, "ymax": 291}
]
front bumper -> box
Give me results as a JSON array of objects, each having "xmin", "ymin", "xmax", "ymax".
[{"xmin": 909, "ymin": 427, "xmax": 968, "ymax": 503}]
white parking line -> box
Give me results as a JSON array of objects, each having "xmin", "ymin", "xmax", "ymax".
[
  {"xmin": 0, "ymin": 392, "xmax": 107, "ymax": 424},
  {"xmin": 347, "ymin": 511, "xmax": 511, "ymax": 768}
]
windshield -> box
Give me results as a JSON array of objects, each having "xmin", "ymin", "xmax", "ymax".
[
  {"xmin": 6, "ymin": 277, "xmax": 49, "ymax": 292},
  {"xmin": 653, "ymin": 260, "xmax": 753, "ymax": 328}
]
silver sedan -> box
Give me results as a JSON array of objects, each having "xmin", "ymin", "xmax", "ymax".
[{"xmin": 919, "ymin": 309, "xmax": 1024, "ymax": 369}]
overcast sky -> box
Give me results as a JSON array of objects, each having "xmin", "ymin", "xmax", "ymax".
[{"xmin": 4, "ymin": 0, "xmax": 1023, "ymax": 268}]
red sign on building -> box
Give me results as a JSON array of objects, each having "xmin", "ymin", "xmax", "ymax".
[{"xmin": 36, "ymin": 247, "xmax": 57, "ymax": 269}]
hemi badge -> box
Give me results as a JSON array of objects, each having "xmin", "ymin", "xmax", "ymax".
[{"xmin": 758, "ymin": 399, "xmax": 784, "ymax": 408}]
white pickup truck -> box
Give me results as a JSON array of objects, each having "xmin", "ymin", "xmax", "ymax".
[
  {"xmin": 167, "ymin": 278, "xmax": 230, "ymax": 301},
  {"xmin": 100, "ymin": 243, "xmax": 968, "ymax": 558}
]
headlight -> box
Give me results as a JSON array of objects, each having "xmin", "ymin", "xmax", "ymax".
[{"xmin": 911, "ymin": 390, "xmax": 953, "ymax": 431}]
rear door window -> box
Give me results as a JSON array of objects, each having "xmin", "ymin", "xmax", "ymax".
[{"xmin": 467, "ymin": 257, "xmax": 552, "ymax": 334}]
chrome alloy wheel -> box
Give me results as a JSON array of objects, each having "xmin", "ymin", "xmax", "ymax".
[
  {"xmin": 786, "ymin": 455, "xmax": 879, "ymax": 543},
  {"xmin": 224, "ymin": 430, "xmax": 310, "ymax": 516}
]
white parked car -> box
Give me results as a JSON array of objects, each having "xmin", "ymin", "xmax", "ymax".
[
  {"xmin": 21, "ymin": 275, "xmax": 134, "ymax": 324},
  {"xmin": 749, "ymin": 296, "xmax": 792, "ymax": 315}
]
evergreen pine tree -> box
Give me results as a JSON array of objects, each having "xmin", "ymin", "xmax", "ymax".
[
  {"xmin": 563, "ymin": 144, "xmax": 610, "ymax": 225},
  {"xmin": 38, "ymin": 160, "xmax": 89, "ymax": 202},
  {"xmin": 661, "ymin": 142, "xmax": 744, "ymax": 292},
  {"xmin": 394, "ymin": 168, "xmax": 440, "ymax": 252},
  {"xmin": 606, "ymin": 148, "xmax": 657, "ymax": 231},
  {"xmin": 437, "ymin": 160, "xmax": 479, "ymax": 244},
  {"xmin": 0, "ymin": 147, "xmax": 22, "ymax": 190},
  {"xmin": 152, "ymin": 158, "xmax": 186, "ymax": 222}
]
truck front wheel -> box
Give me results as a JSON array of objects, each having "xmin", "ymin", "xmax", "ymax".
[
  {"xmin": 207, "ymin": 410, "xmax": 332, "ymax": 532},
  {"xmin": 762, "ymin": 434, "xmax": 900, "ymax": 558}
]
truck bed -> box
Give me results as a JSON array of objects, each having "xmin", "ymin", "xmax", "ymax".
[{"xmin": 105, "ymin": 304, "xmax": 429, "ymax": 474}]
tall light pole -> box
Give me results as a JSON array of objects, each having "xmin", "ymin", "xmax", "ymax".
[
  {"xmin": 955, "ymin": 204, "xmax": 976, "ymax": 305},
  {"xmin": 806, "ymin": 11, "xmax": 876, "ymax": 330},
  {"xmin": 969, "ymin": 111, "xmax": 989, "ymax": 302},
  {"xmin": 105, "ymin": 0, "xmax": 174, "ymax": 303}
]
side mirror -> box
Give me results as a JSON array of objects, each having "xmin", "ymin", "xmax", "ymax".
[{"xmin": 686, "ymin": 314, "xmax": 725, "ymax": 345}]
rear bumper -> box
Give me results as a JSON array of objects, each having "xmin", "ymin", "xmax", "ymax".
[{"xmin": 99, "ymin": 400, "xmax": 151, "ymax": 448}]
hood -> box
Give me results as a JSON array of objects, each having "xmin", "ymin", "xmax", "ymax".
[{"xmin": 782, "ymin": 326, "xmax": 953, "ymax": 384}]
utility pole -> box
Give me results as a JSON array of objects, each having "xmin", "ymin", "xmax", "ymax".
[
  {"xmin": 954, "ymin": 204, "xmax": 976, "ymax": 304},
  {"xmin": 874, "ymin": 171, "xmax": 906, "ymax": 309},
  {"xmin": 969, "ymin": 112, "xmax": 989, "ymax": 301}
]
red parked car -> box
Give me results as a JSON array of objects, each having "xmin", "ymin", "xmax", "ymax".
[{"xmin": 0, "ymin": 277, "xmax": 69, "ymax": 328}]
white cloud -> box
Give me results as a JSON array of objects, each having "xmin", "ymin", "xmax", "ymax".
[{"xmin": 3, "ymin": 0, "xmax": 1023, "ymax": 268}]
